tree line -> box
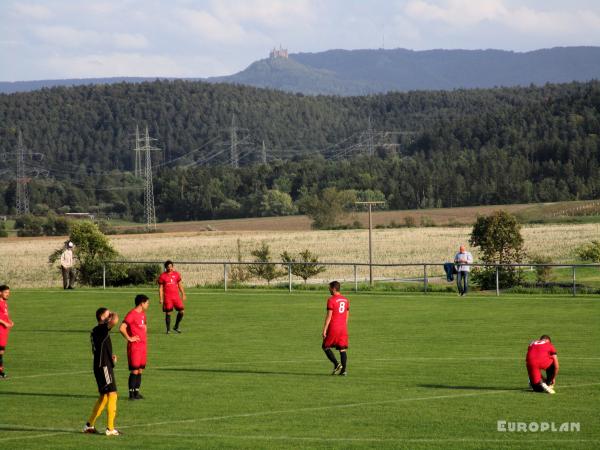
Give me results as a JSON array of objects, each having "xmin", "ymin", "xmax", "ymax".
[{"xmin": 0, "ymin": 80, "xmax": 599, "ymax": 222}]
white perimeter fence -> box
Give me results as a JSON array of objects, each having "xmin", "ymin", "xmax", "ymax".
[{"xmin": 102, "ymin": 261, "xmax": 600, "ymax": 296}]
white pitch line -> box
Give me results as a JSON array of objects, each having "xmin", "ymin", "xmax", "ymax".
[
  {"xmin": 6, "ymin": 355, "xmax": 600, "ymax": 381},
  {"xmin": 2, "ymin": 382, "xmax": 599, "ymax": 442},
  {"xmin": 133, "ymin": 433, "xmax": 600, "ymax": 444},
  {"xmin": 121, "ymin": 382, "xmax": 600, "ymax": 430},
  {"xmin": 0, "ymin": 431, "xmax": 71, "ymax": 442}
]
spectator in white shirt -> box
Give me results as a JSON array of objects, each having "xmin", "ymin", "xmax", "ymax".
[
  {"xmin": 60, "ymin": 241, "xmax": 75, "ymax": 289},
  {"xmin": 454, "ymin": 245, "xmax": 473, "ymax": 296}
]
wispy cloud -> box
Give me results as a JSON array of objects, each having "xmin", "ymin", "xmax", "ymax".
[
  {"xmin": 1, "ymin": 0, "xmax": 599, "ymax": 81},
  {"xmin": 12, "ymin": 3, "xmax": 53, "ymax": 20}
]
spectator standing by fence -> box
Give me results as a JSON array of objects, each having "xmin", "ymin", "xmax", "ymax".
[
  {"xmin": 61, "ymin": 241, "xmax": 76, "ymax": 290},
  {"xmin": 454, "ymin": 245, "xmax": 473, "ymax": 296}
]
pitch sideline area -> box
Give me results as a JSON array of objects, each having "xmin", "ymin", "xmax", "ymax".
[{"xmin": 0, "ymin": 289, "xmax": 598, "ymax": 449}]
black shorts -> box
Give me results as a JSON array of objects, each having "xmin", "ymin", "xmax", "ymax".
[
  {"xmin": 0, "ymin": 345, "xmax": 5, "ymax": 351},
  {"xmin": 94, "ymin": 366, "xmax": 117, "ymax": 394}
]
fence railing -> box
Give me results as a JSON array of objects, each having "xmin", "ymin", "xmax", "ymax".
[{"xmin": 102, "ymin": 260, "xmax": 600, "ymax": 296}]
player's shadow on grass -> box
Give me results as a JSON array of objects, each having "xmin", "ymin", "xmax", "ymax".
[
  {"xmin": 418, "ymin": 384, "xmax": 527, "ymax": 392},
  {"xmin": 157, "ymin": 367, "xmax": 327, "ymax": 377},
  {"xmin": 17, "ymin": 329, "xmax": 89, "ymax": 334},
  {"xmin": 0, "ymin": 425, "xmax": 80, "ymax": 435},
  {"xmin": 0, "ymin": 391, "xmax": 97, "ymax": 399}
]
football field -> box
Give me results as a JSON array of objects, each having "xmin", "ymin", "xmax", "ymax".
[{"xmin": 1, "ymin": 288, "xmax": 599, "ymax": 449}]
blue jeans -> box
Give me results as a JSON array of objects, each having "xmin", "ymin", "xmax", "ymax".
[{"xmin": 456, "ymin": 271, "xmax": 469, "ymax": 295}]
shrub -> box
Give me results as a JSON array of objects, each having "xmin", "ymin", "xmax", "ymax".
[
  {"xmin": 530, "ymin": 255, "xmax": 553, "ymax": 286},
  {"xmin": 48, "ymin": 221, "xmax": 159, "ymax": 286},
  {"xmin": 404, "ymin": 216, "xmax": 416, "ymax": 227},
  {"xmin": 248, "ymin": 242, "xmax": 285, "ymax": 284},
  {"xmin": 576, "ymin": 240, "xmax": 600, "ymax": 262},
  {"xmin": 281, "ymin": 249, "xmax": 326, "ymax": 284}
]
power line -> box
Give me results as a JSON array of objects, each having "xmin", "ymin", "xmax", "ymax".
[
  {"xmin": 16, "ymin": 130, "xmax": 29, "ymax": 215},
  {"xmin": 141, "ymin": 126, "xmax": 161, "ymax": 231},
  {"xmin": 133, "ymin": 124, "xmax": 143, "ymax": 177}
]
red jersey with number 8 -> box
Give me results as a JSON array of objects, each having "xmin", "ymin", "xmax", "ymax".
[{"xmin": 326, "ymin": 293, "xmax": 349, "ymax": 333}]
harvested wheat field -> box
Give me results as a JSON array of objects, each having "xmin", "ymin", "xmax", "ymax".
[{"xmin": 1, "ymin": 222, "xmax": 599, "ymax": 288}]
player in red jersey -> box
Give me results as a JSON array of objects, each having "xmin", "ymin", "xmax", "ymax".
[
  {"xmin": 322, "ymin": 281, "xmax": 349, "ymax": 376},
  {"xmin": 120, "ymin": 294, "xmax": 149, "ymax": 400},
  {"xmin": 157, "ymin": 260, "xmax": 186, "ymax": 334},
  {"xmin": 0, "ymin": 285, "xmax": 14, "ymax": 379},
  {"xmin": 526, "ymin": 335, "xmax": 559, "ymax": 394}
]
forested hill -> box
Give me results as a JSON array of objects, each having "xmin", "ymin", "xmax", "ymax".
[
  {"xmin": 3, "ymin": 46, "xmax": 599, "ymax": 95},
  {"xmin": 0, "ymin": 80, "xmax": 599, "ymax": 222}
]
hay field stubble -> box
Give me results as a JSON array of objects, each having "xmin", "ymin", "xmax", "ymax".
[{"xmin": 1, "ymin": 223, "xmax": 600, "ymax": 288}]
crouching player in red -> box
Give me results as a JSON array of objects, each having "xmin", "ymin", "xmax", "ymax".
[
  {"xmin": 526, "ymin": 335, "xmax": 559, "ymax": 394},
  {"xmin": 322, "ymin": 281, "xmax": 349, "ymax": 376},
  {"xmin": 0, "ymin": 285, "xmax": 14, "ymax": 379},
  {"xmin": 120, "ymin": 295, "xmax": 149, "ymax": 400},
  {"xmin": 158, "ymin": 260, "xmax": 186, "ymax": 334}
]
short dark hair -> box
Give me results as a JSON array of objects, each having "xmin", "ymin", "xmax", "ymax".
[
  {"xmin": 540, "ymin": 334, "xmax": 551, "ymax": 342},
  {"xmin": 329, "ymin": 280, "xmax": 340, "ymax": 291},
  {"xmin": 135, "ymin": 294, "xmax": 149, "ymax": 306},
  {"xmin": 0, "ymin": 284, "xmax": 9, "ymax": 292},
  {"xmin": 164, "ymin": 260, "xmax": 174, "ymax": 269},
  {"xmin": 96, "ymin": 307, "xmax": 108, "ymax": 321}
]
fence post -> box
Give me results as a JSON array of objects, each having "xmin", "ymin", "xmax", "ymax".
[
  {"xmin": 288, "ymin": 263, "xmax": 292, "ymax": 293},
  {"xmin": 423, "ymin": 264, "xmax": 428, "ymax": 294},
  {"xmin": 354, "ymin": 265, "xmax": 358, "ymax": 292},
  {"xmin": 495, "ymin": 266, "xmax": 500, "ymax": 296},
  {"xmin": 102, "ymin": 264, "xmax": 106, "ymax": 290},
  {"xmin": 572, "ymin": 266, "xmax": 576, "ymax": 297},
  {"xmin": 223, "ymin": 263, "xmax": 227, "ymax": 292}
]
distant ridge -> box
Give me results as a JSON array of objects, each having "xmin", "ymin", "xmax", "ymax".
[{"xmin": 2, "ymin": 46, "xmax": 599, "ymax": 95}]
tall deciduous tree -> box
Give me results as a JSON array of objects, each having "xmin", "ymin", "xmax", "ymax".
[
  {"xmin": 469, "ymin": 211, "xmax": 525, "ymax": 289},
  {"xmin": 297, "ymin": 187, "xmax": 357, "ymax": 229}
]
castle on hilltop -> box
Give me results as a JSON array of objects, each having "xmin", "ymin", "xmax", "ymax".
[{"xmin": 269, "ymin": 45, "xmax": 288, "ymax": 59}]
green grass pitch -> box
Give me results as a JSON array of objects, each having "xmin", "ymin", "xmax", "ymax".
[{"xmin": 0, "ymin": 288, "xmax": 599, "ymax": 449}]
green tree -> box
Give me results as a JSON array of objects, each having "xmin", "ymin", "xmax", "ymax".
[
  {"xmin": 281, "ymin": 249, "xmax": 326, "ymax": 284},
  {"xmin": 469, "ymin": 211, "xmax": 525, "ymax": 289},
  {"xmin": 0, "ymin": 220, "xmax": 7, "ymax": 238},
  {"xmin": 49, "ymin": 221, "xmax": 121, "ymax": 286},
  {"xmin": 248, "ymin": 242, "xmax": 285, "ymax": 285},
  {"xmin": 297, "ymin": 187, "xmax": 357, "ymax": 229},
  {"xmin": 576, "ymin": 240, "xmax": 600, "ymax": 262},
  {"xmin": 260, "ymin": 190, "xmax": 297, "ymax": 217},
  {"xmin": 230, "ymin": 238, "xmax": 251, "ymax": 284},
  {"xmin": 15, "ymin": 214, "xmax": 44, "ymax": 237}
]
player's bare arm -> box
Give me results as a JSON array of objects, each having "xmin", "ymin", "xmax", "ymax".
[
  {"xmin": 0, "ymin": 319, "xmax": 13, "ymax": 328},
  {"xmin": 119, "ymin": 322, "xmax": 140, "ymax": 343},
  {"xmin": 158, "ymin": 284, "xmax": 164, "ymax": 304},
  {"xmin": 552, "ymin": 354, "xmax": 560, "ymax": 373},
  {"xmin": 178, "ymin": 281, "xmax": 186, "ymax": 301},
  {"xmin": 322, "ymin": 310, "xmax": 332, "ymax": 338},
  {"xmin": 106, "ymin": 312, "xmax": 119, "ymax": 329}
]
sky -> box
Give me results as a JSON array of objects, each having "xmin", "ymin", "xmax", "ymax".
[{"xmin": 1, "ymin": 0, "xmax": 600, "ymax": 81}]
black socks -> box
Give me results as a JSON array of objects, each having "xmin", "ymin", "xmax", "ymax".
[
  {"xmin": 323, "ymin": 348, "xmax": 339, "ymax": 367},
  {"xmin": 340, "ymin": 351, "xmax": 347, "ymax": 371},
  {"xmin": 165, "ymin": 314, "xmax": 171, "ymax": 332},
  {"xmin": 129, "ymin": 373, "xmax": 142, "ymax": 397},
  {"xmin": 174, "ymin": 311, "xmax": 183, "ymax": 329}
]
